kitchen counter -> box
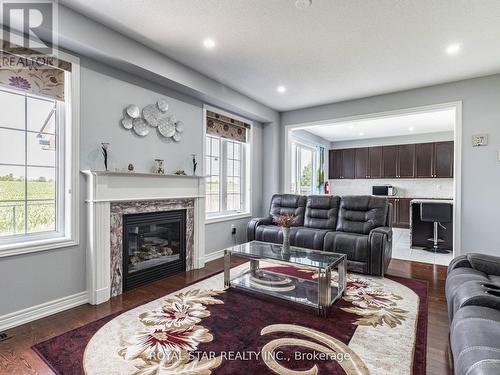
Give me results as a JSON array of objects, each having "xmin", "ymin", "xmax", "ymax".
[{"xmin": 410, "ymin": 198, "xmax": 453, "ymax": 204}]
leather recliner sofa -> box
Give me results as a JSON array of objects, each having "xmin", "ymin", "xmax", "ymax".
[
  {"xmin": 247, "ymin": 194, "xmax": 393, "ymax": 276},
  {"xmin": 446, "ymin": 254, "xmax": 500, "ymax": 375}
]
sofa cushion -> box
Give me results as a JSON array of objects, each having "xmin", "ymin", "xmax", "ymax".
[
  {"xmin": 291, "ymin": 228, "xmax": 331, "ymax": 250},
  {"xmin": 255, "ymin": 225, "xmax": 298, "ymax": 244},
  {"xmin": 336, "ymin": 196, "xmax": 388, "ymax": 234},
  {"xmin": 304, "ymin": 195, "xmax": 340, "ymax": 230},
  {"xmin": 269, "ymin": 194, "xmax": 307, "ymax": 226},
  {"xmin": 323, "ymin": 231, "xmax": 369, "ymax": 262},
  {"xmin": 450, "ymin": 306, "xmax": 500, "ymax": 375}
]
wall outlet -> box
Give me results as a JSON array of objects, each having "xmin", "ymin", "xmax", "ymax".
[
  {"xmin": 231, "ymin": 224, "xmax": 236, "ymax": 235},
  {"xmin": 472, "ymin": 134, "xmax": 488, "ymax": 147}
]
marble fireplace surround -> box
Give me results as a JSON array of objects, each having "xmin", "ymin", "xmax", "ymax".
[
  {"xmin": 82, "ymin": 171, "xmax": 206, "ymax": 305},
  {"xmin": 110, "ymin": 199, "xmax": 195, "ymax": 297}
]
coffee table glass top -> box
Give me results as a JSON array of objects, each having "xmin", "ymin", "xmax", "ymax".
[{"xmin": 225, "ymin": 241, "xmax": 346, "ymax": 270}]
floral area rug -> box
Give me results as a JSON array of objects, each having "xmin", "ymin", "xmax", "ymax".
[{"xmin": 33, "ymin": 263, "xmax": 427, "ymax": 374}]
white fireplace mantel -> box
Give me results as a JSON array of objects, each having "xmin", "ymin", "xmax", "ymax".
[{"xmin": 82, "ymin": 170, "xmax": 206, "ymax": 305}]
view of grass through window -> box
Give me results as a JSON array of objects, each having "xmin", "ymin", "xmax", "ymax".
[{"xmin": 0, "ymin": 89, "xmax": 58, "ymax": 238}]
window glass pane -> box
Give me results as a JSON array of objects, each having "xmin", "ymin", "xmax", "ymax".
[
  {"xmin": 227, "ymin": 159, "xmax": 234, "ymax": 177},
  {"xmin": 227, "ymin": 141, "xmax": 234, "ymax": 159},
  {"xmin": 233, "ymin": 143, "xmax": 240, "ymax": 160},
  {"xmin": 208, "ymin": 176, "xmax": 219, "ymax": 194},
  {"xmin": 234, "ymin": 161, "xmax": 240, "ymax": 177},
  {"xmin": 26, "ymin": 167, "xmax": 56, "ymax": 233},
  {"xmin": 0, "ymin": 166, "xmax": 25, "ymax": 237},
  {"xmin": 0, "ymin": 128, "xmax": 25, "ymax": 165},
  {"xmin": 299, "ymin": 147, "xmax": 313, "ymax": 195},
  {"xmin": 27, "ymin": 96, "xmax": 56, "ymax": 133},
  {"xmin": 211, "ymin": 138, "xmax": 220, "ymax": 157},
  {"xmin": 227, "ymin": 194, "xmax": 241, "ymax": 211},
  {"xmin": 228, "ymin": 177, "xmax": 240, "ymax": 194},
  {"xmin": 211, "ymin": 157, "xmax": 220, "ymax": 176},
  {"xmin": 0, "ymin": 90, "xmax": 25, "ymax": 129},
  {"xmin": 206, "ymin": 194, "xmax": 220, "ymax": 213},
  {"xmin": 27, "ymin": 132, "xmax": 56, "ymax": 166}
]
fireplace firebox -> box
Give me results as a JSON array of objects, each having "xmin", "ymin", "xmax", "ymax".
[{"xmin": 122, "ymin": 210, "xmax": 186, "ymax": 290}]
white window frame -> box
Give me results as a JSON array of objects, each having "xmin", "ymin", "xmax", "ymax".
[
  {"xmin": 203, "ymin": 105, "xmax": 252, "ymax": 223},
  {"xmin": 0, "ymin": 50, "xmax": 80, "ymax": 257},
  {"xmin": 290, "ymin": 141, "xmax": 317, "ymax": 195}
]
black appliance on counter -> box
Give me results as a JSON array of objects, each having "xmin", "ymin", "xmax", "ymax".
[{"xmin": 372, "ymin": 185, "xmax": 397, "ymax": 196}]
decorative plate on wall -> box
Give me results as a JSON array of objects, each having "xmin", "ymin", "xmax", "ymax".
[
  {"xmin": 126, "ymin": 104, "xmax": 140, "ymax": 119},
  {"xmin": 157, "ymin": 117, "xmax": 176, "ymax": 138},
  {"xmin": 133, "ymin": 118, "xmax": 150, "ymax": 136},
  {"xmin": 121, "ymin": 117, "xmax": 133, "ymax": 130},
  {"xmin": 142, "ymin": 104, "xmax": 161, "ymax": 127},
  {"xmin": 157, "ymin": 99, "xmax": 169, "ymax": 112}
]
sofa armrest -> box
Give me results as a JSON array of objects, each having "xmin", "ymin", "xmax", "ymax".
[
  {"xmin": 447, "ymin": 255, "xmax": 471, "ymax": 274},
  {"xmin": 368, "ymin": 226, "xmax": 393, "ymax": 276},
  {"xmin": 247, "ymin": 216, "xmax": 273, "ymax": 241},
  {"xmin": 467, "ymin": 253, "xmax": 500, "ymax": 277}
]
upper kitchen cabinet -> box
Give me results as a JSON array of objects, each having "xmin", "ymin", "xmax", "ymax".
[
  {"xmin": 415, "ymin": 142, "xmax": 435, "ymax": 178},
  {"xmin": 382, "ymin": 146, "xmax": 398, "ymax": 178},
  {"xmin": 329, "ymin": 149, "xmax": 355, "ymax": 179},
  {"xmin": 368, "ymin": 146, "xmax": 383, "ymax": 178},
  {"xmin": 397, "ymin": 144, "xmax": 416, "ymax": 178},
  {"xmin": 434, "ymin": 141, "xmax": 454, "ymax": 178},
  {"xmin": 329, "ymin": 149, "xmax": 343, "ymax": 179},
  {"xmin": 355, "ymin": 148, "xmax": 369, "ymax": 179}
]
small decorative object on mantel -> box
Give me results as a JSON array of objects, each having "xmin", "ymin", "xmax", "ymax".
[
  {"xmin": 174, "ymin": 170, "xmax": 187, "ymax": 176},
  {"xmin": 127, "ymin": 163, "xmax": 135, "ymax": 173},
  {"xmin": 274, "ymin": 214, "xmax": 296, "ymax": 248},
  {"xmin": 154, "ymin": 159, "xmax": 165, "ymax": 174},
  {"xmin": 192, "ymin": 154, "xmax": 198, "ymax": 176},
  {"xmin": 120, "ymin": 99, "xmax": 184, "ymax": 142},
  {"xmin": 101, "ymin": 142, "xmax": 109, "ymax": 171}
]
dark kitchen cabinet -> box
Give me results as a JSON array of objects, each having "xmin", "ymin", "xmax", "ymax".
[
  {"xmin": 397, "ymin": 144, "xmax": 416, "ymax": 178},
  {"xmin": 388, "ymin": 198, "xmax": 412, "ymax": 228},
  {"xmin": 434, "ymin": 141, "xmax": 454, "ymax": 178},
  {"xmin": 342, "ymin": 149, "xmax": 355, "ymax": 179},
  {"xmin": 355, "ymin": 148, "xmax": 369, "ymax": 179},
  {"xmin": 368, "ymin": 146, "xmax": 383, "ymax": 178},
  {"xmin": 415, "ymin": 143, "xmax": 434, "ymax": 178},
  {"xmin": 382, "ymin": 146, "xmax": 398, "ymax": 178},
  {"xmin": 329, "ymin": 150, "xmax": 342, "ymax": 179}
]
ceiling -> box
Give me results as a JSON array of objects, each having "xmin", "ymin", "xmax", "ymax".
[
  {"xmin": 61, "ymin": 0, "xmax": 500, "ymax": 111},
  {"xmin": 299, "ymin": 108, "xmax": 455, "ymax": 142}
]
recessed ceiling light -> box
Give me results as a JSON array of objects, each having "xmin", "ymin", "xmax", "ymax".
[
  {"xmin": 348, "ymin": 125, "xmax": 354, "ymax": 129},
  {"xmin": 203, "ymin": 38, "xmax": 216, "ymax": 49},
  {"xmin": 408, "ymin": 127, "xmax": 415, "ymax": 131},
  {"xmin": 277, "ymin": 85, "xmax": 287, "ymax": 93},
  {"xmin": 295, "ymin": 0, "xmax": 312, "ymax": 9},
  {"xmin": 358, "ymin": 132, "xmax": 364, "ymax": 136},
  {"xmin": 445, "ymin": 43, "xmax": 461, "ymax": 55}
]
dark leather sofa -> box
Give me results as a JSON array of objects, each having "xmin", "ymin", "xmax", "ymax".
[
  {"xmin": 446, "ymin": 254, "xmax": 500, "ymax": 374},
  {"xmin": 247, "ymin": 194, "xmax": 393, "ymax": 276}
]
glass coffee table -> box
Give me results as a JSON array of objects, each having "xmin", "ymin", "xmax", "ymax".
[{"xmin": 224, "ymin": 241, "xmax": 347, "ymax": 317}]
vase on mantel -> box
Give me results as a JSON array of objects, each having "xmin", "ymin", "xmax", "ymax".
[{"xmin": 282, "ymin": 227, "xmax": 291, "ymax": 248}]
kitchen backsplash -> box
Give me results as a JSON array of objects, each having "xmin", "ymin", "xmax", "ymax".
[{"xmin": 328, "ymin": 178, "xmax": 453, "ymax": 199}]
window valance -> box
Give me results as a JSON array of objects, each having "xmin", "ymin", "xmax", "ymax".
[
  {"xmin": 206, "ymin": 110, "xmax": 250, "ymax": 143},
  {"xmin": 0, "ymin": 41, "xmax": 71, "ymax": 101}
]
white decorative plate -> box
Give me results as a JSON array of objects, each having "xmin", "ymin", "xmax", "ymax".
[
  {"xmin": 157, "ymin": 117, "xmax": 176, "ymax": 138},
  {"xmin": 142, "ymin": 104, "xmax": 161, "ymax": 127},
  {"xmin": 175, "ymin": 121, "xmax": 184, "ymax": 133},
  {"xmin": 121, "ymin": 117, "xmax": 133, "ymax": 130},
  {"xmin": 133, "ymin": 118, "xmax": 150, "ymax": 136},
  {"xmin": 126, "ymin": 104, "xmax": 140, "ymax": 118},
  {"xmin": 172, "ymin": 133, "xmax": 182, "ymax": 142},
  {"xmin": 157, "ymin": 99, "xmax": 169, "ymax": 112}
]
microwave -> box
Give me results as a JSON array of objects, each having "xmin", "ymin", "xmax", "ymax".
[{"xmin": 372, "ymin": 185, "xmax": 397, "ymax": 196}]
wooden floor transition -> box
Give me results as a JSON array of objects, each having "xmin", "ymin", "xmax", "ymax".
[{"xmin": 0, "ymin": 258, "xmax": 450, "ymax": 375}]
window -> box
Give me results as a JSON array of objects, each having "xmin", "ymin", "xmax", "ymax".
[
  {"xmin": 290, "ymin": 142, "xmax": 315, "ymax": 195},
  {"xmin": 0, "ymin": 51, "xmax": 79, "ymax": 256},
  {"xmin": 205, "ymin": 108, "xmax": 250, "ymax": 219}
]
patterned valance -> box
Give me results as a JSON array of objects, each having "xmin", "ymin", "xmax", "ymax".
[
  {"xmin": 206, "ymin": 110, "xmax": 250, "ymax": 143},
  {"xmin": 0, "ymin": 42, "xmax": 71, "ymax": 101}
]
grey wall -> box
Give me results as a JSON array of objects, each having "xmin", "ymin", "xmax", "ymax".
[{"xmin": 282, "ymin": 74, "xmax": 500, "ymax": 256}]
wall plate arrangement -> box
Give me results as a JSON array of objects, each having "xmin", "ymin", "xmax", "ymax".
[{"xmin": 121, "ymin": 99, "xmax": 184, "ymax": 142}]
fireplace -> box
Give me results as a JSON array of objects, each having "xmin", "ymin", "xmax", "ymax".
[{"xmin": 122, "ymin": 209, "xmax": 186, "ymax": 291}]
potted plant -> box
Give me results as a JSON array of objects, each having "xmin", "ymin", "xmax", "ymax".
[{"xmin": 274, "ymin": 214, "xmax": 296, "ymax": 247}]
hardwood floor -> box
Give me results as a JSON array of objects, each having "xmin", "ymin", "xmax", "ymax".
[{"xmin": 0, "ymin": 258, "xmax": 450, "ymax": 375}]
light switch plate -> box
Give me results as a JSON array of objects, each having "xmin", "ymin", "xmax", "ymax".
[
  {"xmin": 498, "ymin": 149, "xmax": 500, "ymax": 162},
  {"xmin": 472, "ymin": 134, "xmax": 488, "ymax": 147}
]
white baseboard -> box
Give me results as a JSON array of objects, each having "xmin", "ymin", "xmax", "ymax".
[
  {"xmin": 0, "ymin": 291, "xmax": 89, "ymax": 332},
  {"xmin": 204, "ymin": 248, "xmax": 225, "ymax": 263}
]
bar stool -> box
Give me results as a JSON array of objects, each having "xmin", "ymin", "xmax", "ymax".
[{"xmin": 420, "ymin": 203, "xmax": 452, "ymax": 253}]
